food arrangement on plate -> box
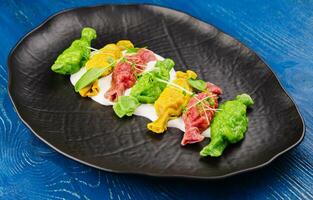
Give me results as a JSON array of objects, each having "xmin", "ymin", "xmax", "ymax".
[{"xmin": 51, "ymin": 27, "xmax": 254, "ymax": 157}]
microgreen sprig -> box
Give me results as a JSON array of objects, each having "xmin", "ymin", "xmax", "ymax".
[
  {"xmin": 155, "ymin": 78, "xmax": 194, "ymax": 95},
  {"xmin": 85, "ymin": 46, "xmax": 99, "ymax": 51}
]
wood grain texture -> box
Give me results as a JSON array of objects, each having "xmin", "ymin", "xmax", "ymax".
[{"xmin": 0, "ymin": 0, "xmax": 312, "ymax": 199}]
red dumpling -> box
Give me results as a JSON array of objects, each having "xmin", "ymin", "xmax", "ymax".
[
  {"xmin": 181, "ymin": 82, "xmax": 222, "ymax": 146},
  {"xmin": 105, "ymin": 62, "xmax": 136, "ymax": 101},
  {"xmin": 105, "ymin": 48, "xmax": 156, "ymax": 102}
]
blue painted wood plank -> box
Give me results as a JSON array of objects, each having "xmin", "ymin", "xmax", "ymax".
[{"xmin": 0, "ymin": 0, "xmax": 312, "ymax": 199}]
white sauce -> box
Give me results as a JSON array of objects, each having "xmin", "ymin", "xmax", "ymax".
[{"xmin": 70, "ymin": 52, "xmax": 210, "ymax": 137}]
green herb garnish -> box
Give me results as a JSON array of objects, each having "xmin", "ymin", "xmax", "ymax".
[
  {"xmin": 107, "ymin": 56, "xmax": 114, "ymax": 64},
  {"xmin": 74, "ymin": 60, "xmax": 115, "ymax": 92},
  {"xmin": 125, "ymin": 46, "xmax": 147, "ymax": 54},
  {"xmin": 188, "ymin": 78, "xmax": 207, "ymax": 91},
  {"xmin": 120, "ymin": 57, "xmax": 127, "ymax": 63},
  {"xmin": 125, "ymin": 47, "xmax": 140, "ymax": 54},
  {"xmin": 74, "ymin": 68, "xmax": 106, "ymax": 92}
]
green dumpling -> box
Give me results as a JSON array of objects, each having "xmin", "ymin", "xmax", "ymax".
[
  {"xmin": 200, "ymin": 94, "xmax": 254, "ymax": 157},
  {"xmin": 51, "ymin": 27, "xmax": 97, "ymax": 75}
]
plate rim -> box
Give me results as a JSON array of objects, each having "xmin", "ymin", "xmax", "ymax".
[{"xmin": 7, "ymin": 3, "xmax": 306, "ymax": 180}]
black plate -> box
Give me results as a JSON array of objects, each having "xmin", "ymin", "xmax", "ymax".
[{"xmin": 8, "ymin": 5, "xmax": 304, "ymax": 179}]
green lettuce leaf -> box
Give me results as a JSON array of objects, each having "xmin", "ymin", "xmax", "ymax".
[{"xmin": 74, "ymin": 67, "xmax": 106, "ymax": 92}]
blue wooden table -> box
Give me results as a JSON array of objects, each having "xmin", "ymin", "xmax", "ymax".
[{"xmin": 0, "ymin": 0, "xmax": 312, "ymax": 199}]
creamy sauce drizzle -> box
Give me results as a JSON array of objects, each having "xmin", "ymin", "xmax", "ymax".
[{"xmin": 70, "ymin": 52, "xmax": 210, "ymax": 137}]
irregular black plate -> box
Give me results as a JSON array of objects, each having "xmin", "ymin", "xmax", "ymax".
[{"xmin": 8, "ymin": 5, "xmax": 304, "ymax": 179}]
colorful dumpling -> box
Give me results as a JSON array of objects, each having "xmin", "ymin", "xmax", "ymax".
[
  {"xmin": 181, "ymin": 82, "xmax": 222, "ymax": 145},
  {"xmin": 51, "ymin": 27, "xmax": 97, "ymax": 75},
  {"xmin": 147, "ymin": 70, "xmax": 197, "ymax": 134},
  {"xmin": 78, "ymin": 80, "xmax": 100, "ymax": 97},
  {"xmin": 200, "ymin": 94, "xmax": 254, "ymax": 157}
]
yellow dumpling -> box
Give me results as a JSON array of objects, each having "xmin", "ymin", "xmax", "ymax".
[
  {"xmin": 79, "ymin": 80, "xmax": 100, "ymax": 97},
  {"xmin": 116, "ymin": 40, "xmax": 134, "ymax": 50},
  {"xmin": 85, "ymin": 54, "xmax": 113, "ymax": 77},
  {"xmin": 147, "ymin": 70, "xmax": 197, "ymax": 133},
  {"xmin": 99, "ymin": 44, "xmax": 122, "ymax": 59},
  {"xmin": 85, "ymin": 43, "xmax": 124, "ymax": 75}
]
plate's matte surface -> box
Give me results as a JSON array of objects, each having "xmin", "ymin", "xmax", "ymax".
[{"xmin": 8, "ymin": 5, "xmax": 304, "ymax": 179}]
